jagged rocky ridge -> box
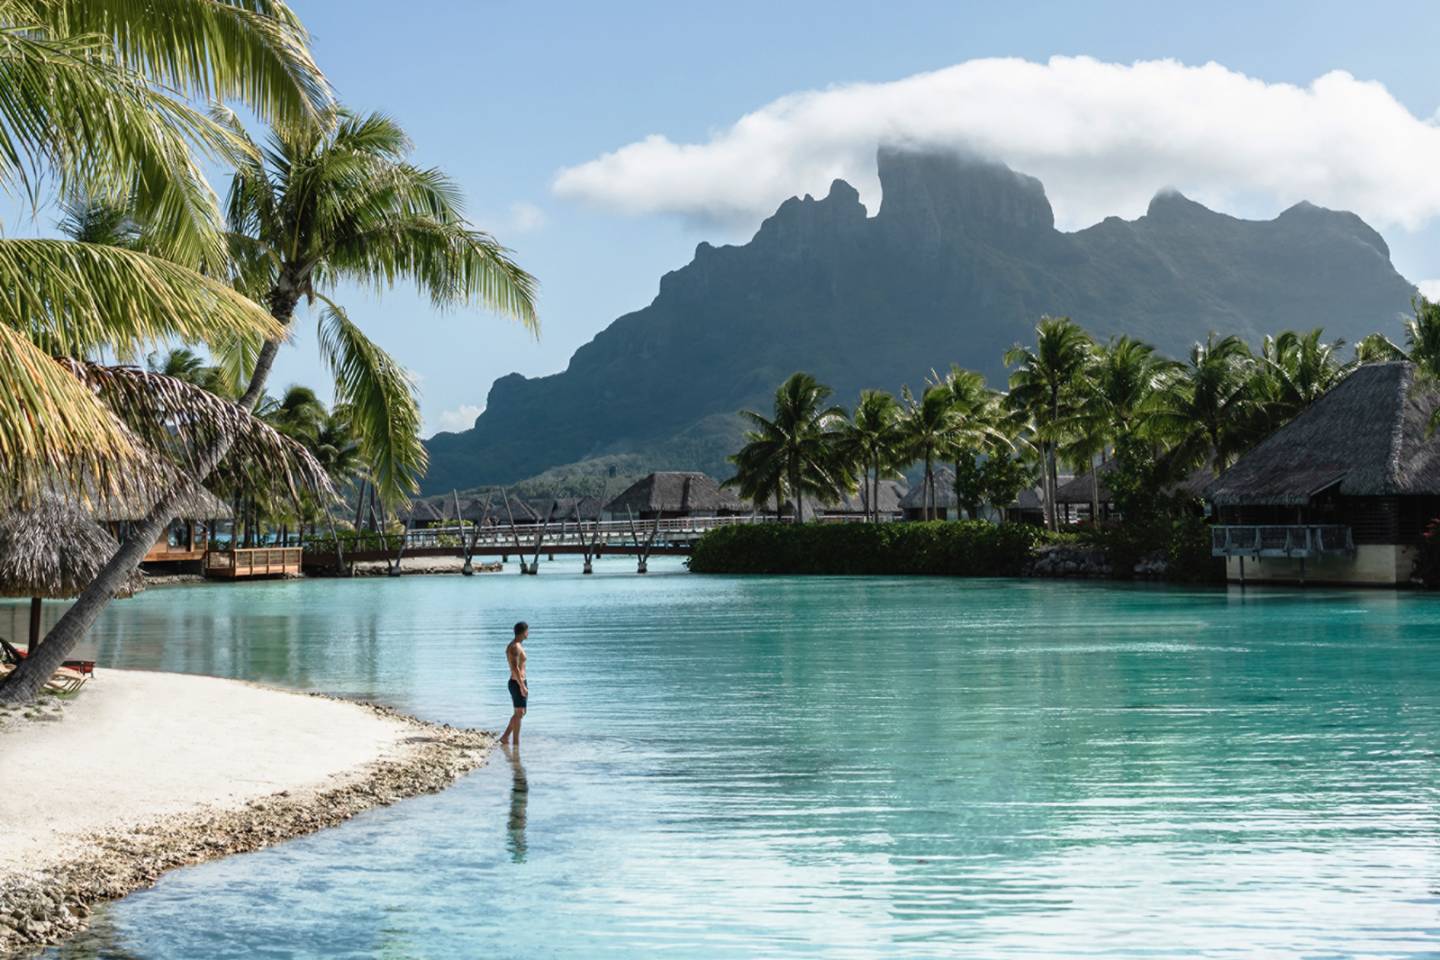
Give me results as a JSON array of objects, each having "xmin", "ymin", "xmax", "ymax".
[{"xmin": 424, "ymin": 148, "xmax": 1416, "ymax": 492}]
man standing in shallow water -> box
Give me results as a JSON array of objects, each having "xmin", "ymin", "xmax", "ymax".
[{"xmin": 499, "ymin": 622, "xmax": 528, "ymax": 746}]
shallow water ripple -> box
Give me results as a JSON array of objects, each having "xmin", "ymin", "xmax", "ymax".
[{"xmin": 20, "ymin": 562, "xmax": 1440, "ymax": 959}]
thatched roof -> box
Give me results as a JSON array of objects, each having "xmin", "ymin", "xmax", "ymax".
[
  {"xmin": 1208, "ymin": 362, "xmax": 1440, "ymax": 506},
  {"xmin": 817, "ymin": 480, "xmax": 908, "ymax": 516},
  {"xmin": 899, "ymin": 468, "xmax": 958, "ymax": 510},
  {"xmin": 531, "ymin": 497, "xmax": 604, "ymax": 522},
  {"xmin": 396, "ymin": 499, "xmax": 443, "ymax": 525},
  {"xmin": 605, "ymin": 472, "xmax": 745, "ymax": 515},
  {"xmin": 95, "ymin": 487, "xmax": 233, "ymax": 522},
  {"xmin": 497, "ymin": 496, "xmax": 540, "ymax": 524},
  {"xmin": 0, "ymin": 498, "xmax": 145, "ymax": 600},
  {"xmin": 1054, "ymin": 467, "xmax": 1111, "ymax": 505}
]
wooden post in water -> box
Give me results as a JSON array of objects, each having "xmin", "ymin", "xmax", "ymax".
[
  {"xmin": 501, "ymin": 488, "xmax": 527, "ymax": 574},
  {"xmin": 527, "ymin": 518, "xmax": 548, "ymax": 575}
]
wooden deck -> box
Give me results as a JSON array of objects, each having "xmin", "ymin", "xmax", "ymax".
[{"xmin": 204, "ymin": 547, "xmax": 304, "ymax": 579}]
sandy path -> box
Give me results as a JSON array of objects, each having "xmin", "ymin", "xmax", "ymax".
[{"xmin": 0, "ymin": 670, "xmax": 411, "ymax": 877}]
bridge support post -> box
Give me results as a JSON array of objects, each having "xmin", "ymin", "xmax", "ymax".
[
  {"xmin": 637, "ymin": 558, "xmax": 648, "ymax": 574},
  {"xmin": 462, "ymin": 559, "xmax": 473, "ymax": 576},
  {"xmin": 582, "ymin": 559, "xmax": 593, "ymax": 575},
  {"xmin": 548, "ymin": 553, "xmax": 555, "ymax": 561}
]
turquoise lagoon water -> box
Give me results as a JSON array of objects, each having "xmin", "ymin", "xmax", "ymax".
[{"xmin": 17, "ymin": 559, "xmax": 1440, "ymax": 958}]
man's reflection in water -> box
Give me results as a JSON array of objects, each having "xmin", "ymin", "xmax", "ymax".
[{"xmin": 503, "ymin": 743, "xmax": 528, "ymax": 862}]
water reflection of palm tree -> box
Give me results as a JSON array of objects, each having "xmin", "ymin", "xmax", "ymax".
[{"xmin": 503, "ymin": 744, "xmax": 528, "ymax": 863}]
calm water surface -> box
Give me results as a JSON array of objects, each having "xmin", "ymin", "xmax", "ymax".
[{"xmin": 18, "ymin": 559, "xmax": 1440, "ymax": 958}]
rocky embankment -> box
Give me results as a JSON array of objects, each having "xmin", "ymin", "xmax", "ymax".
[{"xmin": 1025, "ymin": 544, "xmax": 1173, "ymax": 580}]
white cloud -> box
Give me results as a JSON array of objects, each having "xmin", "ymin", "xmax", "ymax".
[
  {"xmin": 426, "ymin": 403, "xmax": 485, "ymax": 437},
  {"xmin": 553, "ymin": 56, "xmax": 1440, "ymax": 232},
  {"xmin": 1419, "ymin": 279, "xmax": 1440, "ymax": 301}
]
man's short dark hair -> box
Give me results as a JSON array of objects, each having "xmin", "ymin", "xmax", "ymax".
[{"xmin": 514, "ymin": 621, "xmax": 528, "ymax": 637}]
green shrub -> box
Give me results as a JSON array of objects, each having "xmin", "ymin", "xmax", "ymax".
[{"xmin": 688, "ymin": 521, "xmax": 1052, "ymax": 576}]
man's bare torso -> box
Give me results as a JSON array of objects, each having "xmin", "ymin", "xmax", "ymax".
[{"xmin": 507, "ymin": 640, "xmax": 526, "ymax": 687}]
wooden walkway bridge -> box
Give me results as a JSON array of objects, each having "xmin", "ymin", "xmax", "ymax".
[{"xmin": 299, "ymin": 514, "xmax": 773, "ymax": 575}]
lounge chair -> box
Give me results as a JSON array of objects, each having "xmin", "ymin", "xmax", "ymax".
[{"xmin": 0, "ymin": 638, "xmax": 96, "ymax": 691}]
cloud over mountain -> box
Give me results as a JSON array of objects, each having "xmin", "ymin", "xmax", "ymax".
[{"xmin": 554, "ymin": 56, "xmax": 1440, "ymax": 232}]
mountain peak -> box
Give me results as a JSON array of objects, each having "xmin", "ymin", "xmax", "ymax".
[
  {"xmin": 876, "ymin": 147, "xmax": 1055, "ymax": 238},
  {"xmin": 1145, "ymin": 189, "xmax": 1213, "ymax": 221}
]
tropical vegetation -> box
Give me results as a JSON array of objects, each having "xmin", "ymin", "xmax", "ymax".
[
  {"xmin": 0, "ymin": 1, "xmax": 539, "ymax": 703},
  {"xmin": 721, "ymin": 300, "xmax": 1439, "ymax": 572}
]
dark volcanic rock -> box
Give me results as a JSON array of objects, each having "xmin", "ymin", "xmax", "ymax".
[{"xmin": 423, "ymin": 148, "xmax": 1416, "ymax": 492}]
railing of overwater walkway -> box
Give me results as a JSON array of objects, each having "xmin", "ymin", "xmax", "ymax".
[
  {"xmin": 302, "ymin": 513, "xmax": 780, "ymax": 554},
  {"xmin": 1210, "ymin": 524, "xmax": 1355, "ymax": 559}
]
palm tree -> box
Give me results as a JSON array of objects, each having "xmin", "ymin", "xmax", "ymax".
[
  {"xmin": 1, "ymin": 0, "xmax": 329, "ymax": 502},
  {"xmin": 898, "ymin": 384, "xmax": 964, "ymax": 521},
  {"xmin": 5, "ymin": 107, "xmax": 540, "ymax": 703},
  {"xmin": 835, "ymin": 390, "xmax": 902, "ymax": 522},
  {"xmin": 222, "ymin": 109, "xmax": 538, "ymax": 505},
  {"xmin": 732, "ymin": 373, "xmax": 847, "ymax": 523},
  {"xmin": 1004, "ymin": 317, "xmax": 1094, "ymax": 529},
  {"xmin": 1357, "ymin": 297, "xmax": 1440, "ymax": 374},
  {"xmin": 1146, "ymin": 334, "xmax": 1257, "ymax": 476},
  {"xmin": 144, "ymin": 347, "xmax": 212, "ymax": 386},
  {"xmin": 931, "ymin": 364, "xmax": 1007, "ymax": 521},
  {"xmin": 1060, "ymin": 336, "xmax": 1174, "ymax": 522},
  {"xmin": 1250, "ymin": 329, "xmax": 1352, "ymax": 436}
]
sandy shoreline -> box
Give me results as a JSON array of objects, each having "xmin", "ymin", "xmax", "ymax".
[{"xmin": 0, "ymin": 670, "xmax": 493, "ymax": 954}]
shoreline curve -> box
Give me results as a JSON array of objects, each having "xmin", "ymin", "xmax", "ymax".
[{"xmin": 0, "ymin": 671, "xmax": 493, "ymax": 955}]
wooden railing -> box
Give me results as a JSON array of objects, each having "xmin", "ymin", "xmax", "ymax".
[
  {"xmin": 1210, "ymin": 525, "xmax": 1354, "ymax": 559},
  {"xmin": 205, "ymin": 547, "xmax": 303, "ymax": 578}
]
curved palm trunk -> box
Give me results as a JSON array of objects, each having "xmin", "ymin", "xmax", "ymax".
[
  {"xmin": 1, "ymin": 332, "xmax": 286, "ymax": 704},
  {"xmin": 1090, "ymin": 455, "xmax": 1101, "ymax": 524}
]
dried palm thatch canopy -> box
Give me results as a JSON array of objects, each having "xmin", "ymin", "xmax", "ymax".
[
  {"xmin": 1207, "ymin": 362, "xmax": 1440, "ymax": 506},
  {"xmin": 92, "ymin": 486, "xmax": 234, "ymax": 523},
  {"xmin": 0, "ymin": 497, "xmax": 144, "ymax": 653}
]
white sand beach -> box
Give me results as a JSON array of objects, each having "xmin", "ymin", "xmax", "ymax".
[
  {"xmin": 0, "ymin": 671, "xmax": 410, "ymax": 875},
  {"xmin": 0, "ymin": 669, "xmax": 492, "ymax": 951}
]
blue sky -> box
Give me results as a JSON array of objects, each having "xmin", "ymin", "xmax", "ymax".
[{"xmin": 38, "ymin": 2, "xmax": 1440, "ymax": 434}]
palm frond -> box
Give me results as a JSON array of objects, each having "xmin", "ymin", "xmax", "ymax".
[
  {"xmin": 316, "ymin": 298, "xmax": 425, "ymax": 506},
  {"xmin": 0, "ymin": 239, "xmax": 282, "ymax": 357},
  {"xmin": 0, "ymin": 24, "xmax": 265, "ymax": 268},
  {"xmin": 0, "ymin": 324, "xmax": 139, "ymax": 503},
  {"xmin": 59, "ymin": 357, "xmax": 334, "ymax": 505},
  {"xmin": 40, "ymin": 0, "xmax": 332, "ymax": 124}
]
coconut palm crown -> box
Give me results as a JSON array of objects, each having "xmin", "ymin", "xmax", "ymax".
[{"xmin": 222, "ymin": 109, "xmax": 540, "ymax": 504}]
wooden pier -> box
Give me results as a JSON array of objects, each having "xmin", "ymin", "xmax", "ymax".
[{"xmin": 204, "ymin": 547, "xmax": 304, "ymax": 579}]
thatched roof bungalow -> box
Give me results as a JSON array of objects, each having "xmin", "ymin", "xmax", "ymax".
[
  {"xmin": 531, "ymin": 497, "xmax": 604, "ymax": 523},
  {"xmin": 96, "ymin": 488, "xmax": 233, "ymax": 564},
  {"xmin": 1206, "ymin": 361, "xmax": 1440, "ymax": 584},
  {"xmin": 604, "ymin": 472, "xmax": 747, "ymax": 520},
  {"xmin": 900, "ymin": 467, "xmax": 958, "ymax": 521}
]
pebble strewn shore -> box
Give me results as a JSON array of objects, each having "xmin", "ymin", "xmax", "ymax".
[{"xmin": 0, "ymin": 702, "xmax": 492, "ymax": 955}]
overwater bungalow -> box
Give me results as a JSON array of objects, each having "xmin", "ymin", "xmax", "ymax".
[
  {"xmin": 1207, "ymin": 361, "xmax": 1440, "ymax": 585},
  {"xmin": 604, "ymin": 472, "xmax": 748, "ymax": 520},
  {"xmin": 97, "ymin": 489, "xmax": 233, "ymax": 570}
]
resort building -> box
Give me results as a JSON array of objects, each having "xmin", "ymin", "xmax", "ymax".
[
  {"xmin": 1207, "ymin": 361, "xmax": 1440, "ymax": 585},
  {"xmin": 899, "ymin": 467, "xmax": 958, "ymax": 521},
  {"xmin": 604, "ymin": 472, "xmax": 748, "ymax": 520},
  {"xmin": 531, "ymin": 497, "xmax": 605, "ymax": 523},
  {"xmin": 97, "ymin": 489, "xmax": 233, "ymax": 570}
]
